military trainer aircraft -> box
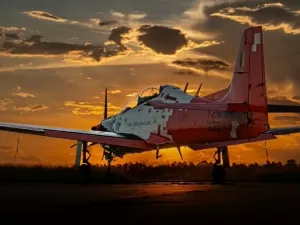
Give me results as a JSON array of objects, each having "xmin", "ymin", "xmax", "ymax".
[{"xmin": 1, "ymin": 26, "xmax": 300, "ymax": 184}]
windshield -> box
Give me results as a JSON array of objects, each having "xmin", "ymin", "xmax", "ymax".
[{"xmin": 122, "ymin": 84, "xmax": 164, "ymax": 110}]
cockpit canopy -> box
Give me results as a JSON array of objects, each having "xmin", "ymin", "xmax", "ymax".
[{"xmin": 122, "ymin": 84, "xmax": 178, "ymax": 109}]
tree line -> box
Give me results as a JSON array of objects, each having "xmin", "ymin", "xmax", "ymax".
[{"xmin": 0, "ymin": 159, "xmax": 300, "ymax": 183}]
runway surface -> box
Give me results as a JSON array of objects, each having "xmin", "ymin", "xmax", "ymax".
[{"xmin": 1, "ymin": 182, "xmax": 299, "ymax": 224}]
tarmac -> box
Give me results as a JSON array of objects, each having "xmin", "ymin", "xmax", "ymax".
[{"xmin": 1, "ymin": 182, "xmax": 299, "ymax": 224}]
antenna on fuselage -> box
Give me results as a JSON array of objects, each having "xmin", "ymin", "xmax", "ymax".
[
  {"xmin": 183, "ymin": 82, "xmax": 189, "ymax": 92},
  {"xmin": 195, "ymin": 83, "xmax": 202, "ymax": 97}
]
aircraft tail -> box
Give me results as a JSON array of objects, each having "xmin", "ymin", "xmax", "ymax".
[{"xmin": 221, "ymin": 26, "xmax": 270, "ymax": 137}]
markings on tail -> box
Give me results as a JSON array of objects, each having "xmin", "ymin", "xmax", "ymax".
[
  {"xmin": 230, "ymin": 121, "xmax": 239, "ymax": 138},
  {"xmin": 252, "ymin": 33, "xmax": 261, "ymax": 52}
]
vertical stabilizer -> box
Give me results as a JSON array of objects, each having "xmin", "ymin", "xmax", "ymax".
[{"xmin": 222, "ymin": 26, "xmax": 269, "ymax": 137}]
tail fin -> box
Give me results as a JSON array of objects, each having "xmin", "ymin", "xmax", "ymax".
[{"xmin": 221, "ymin": 26, "xmax": 270, "ymax": 137}]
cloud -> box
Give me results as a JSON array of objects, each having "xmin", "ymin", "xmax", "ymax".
[
  {"xmin": 13, "ymin": 104, "xmax": 48, "ymax": 112},
  {"xmin": 0, "ymin": 21, "xmax": 222, "ymax": 71},
  {"xmin": 12, "ymin": 86, "xmax": 36, "ymax": 98},
  {"xmin": 23, "ymin": 10, "xmax": 103, "ymax": 29},
  {"xmin": 4, "ymin": 33, "xmax": 19, "ymax": 40},
  {"xmin": 0, "ymin": 33, "xmax": 127, "ymax": 63},
  {"xmin": 107, "ymin": 90, "xmax": 122, "ymax": 94},
  {"xmin": 210, "ymin": 3, "xmax": 300, "ymax": 35},
  {"xmin": 108, "ymin": 26, "xmax": 132, "ymax": 48},
  {"xmin": 64, "ymin": 101, "xmax": 121, "ymax": 116},
  {"xmin": 173, "ymin": 70, "xmax": 197, "ymax": 76},
  {"xmin": 137, "ymin": 25, "xmax": 188, "ymax": 54},
  {"xmin": 12, "ymin": 92, "xmax": 36, "ymax": 98},
  {"xmin": 172, "ymin": 58, "xmax": 231, "ymax": 73},
  {"xmin": 128, "ymin": 13, "xmax": 147, "ymax": 20},
  {"xmin": 126, "ymin": 92, "xmax": 138, "ymax": 97},
  {"xmin": 111, "ymin": 11, "xmax": 126, "ymax": 19},
  {"xmin": 110, "ymin": 11, "xmax": 147, "ymax": 21},
  {"xmin": 0, "ymin": 26, "xmax": 26, "ymax": 32},
  {"xmin": 24, "ymin": 11, "xmax": 67, "ymax": 22},
  {"xmin": 268, "ymin": 96, "xmax": 300, "ymax": 105},
  {"xmin": 0, "ymin": 98, "xmax": 14, "ymax": 112},
  {"xmin": 99, "ymin": 20, "xmax": 119, "ymax": 26}
]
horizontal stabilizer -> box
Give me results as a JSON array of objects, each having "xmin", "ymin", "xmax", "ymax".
[
  {"xmin": 268, "ymin": 104, "xmax": 300, "ymax": 113},
  {"xmin": 189, "ymin": 133, "xmax": 276, "ymax": 151}
]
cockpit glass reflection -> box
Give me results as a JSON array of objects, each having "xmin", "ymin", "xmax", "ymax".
[{"xmin": 122, "ymin": 85, "xmax": 166, "ymax": 110}]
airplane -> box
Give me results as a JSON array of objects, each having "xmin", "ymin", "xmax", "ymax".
[{"xmin": 1, "ymin": 25, "xmax": 300, "ymax": 184}]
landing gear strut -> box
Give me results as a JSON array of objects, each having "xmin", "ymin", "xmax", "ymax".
[
  {"xmin": 103, "ymin": 148, "xmax": 116, "ymax": 178},
  {"xmin": 212, "ymin": 146, "xmax": 229, "ymax": 184},
  {"xmin": 79, "ymin": 141, "xmax": 92, "ymax": 183}
]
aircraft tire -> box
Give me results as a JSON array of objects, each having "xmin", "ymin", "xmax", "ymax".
[{"xmin": 212, "ymin": 164, "xmax": 226, "ymax": 184}]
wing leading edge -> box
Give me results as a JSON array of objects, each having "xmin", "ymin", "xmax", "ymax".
[{"xmin": 0, "ymin": 122, "xmax": 152, "ymax": 149}]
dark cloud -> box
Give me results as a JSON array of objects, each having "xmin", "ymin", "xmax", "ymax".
[
  {"xmin": 26, "ymin": 35, "xmax": 42, "ymax": 43},
  {"xmin": 210, "ymin": 3, "xmax": 300, "ymax": 35},
  {"xmin": 172, "ymin": 58, "xmax": 231, "ymax": 73},
  {"xmin": 24, "ymin": 11, "xmax": 66, "ymax": 22},
  {"xmin": 99, "ymin": 20, "xmax": 119, "ymax": 26},
  {"xmin": 137, "ymin": 25, "xmax": 188, "ymax": 54},
  {"xmin": 1, "ymin": 32, "xmax": 126, "ymax": 62},
  {"xmin": 2, "ymin": 36, "xmax": 99, "ymax": 55},
  {"xmin": 173, "ymin": 70, "xmax": 196, "ymax": 76},
  {"xmin": 33, "ymin": 11, "xmax": 61, "ymax": 20},
  {"xmin": 4, "ymin": 33, "xmax": 19, "ymax": 40},
  {"xmin": 293, "ymin": 96, "xmax": 300, "ymax": 101},
  {"xmin": 108, "ymin": 26, "xmax": 131, "ymax": 48},
  {"xmin": 186, "ymin": 1, "xmax": 300, "ymax": 95}
]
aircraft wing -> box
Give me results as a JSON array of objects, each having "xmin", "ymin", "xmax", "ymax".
[{"xmin": 0, "ymin": 122, "xmax": 152, "ymax": 149}]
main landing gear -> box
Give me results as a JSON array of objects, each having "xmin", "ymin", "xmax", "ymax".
[
  {"xmin": 102, "ymin": 149, "xmax": 116, "ymax": 178},
  {"xmin": 78, "ymin": 141, "xmax": 92, "ymax": 184},
  {"xmin": 74, "ymin": 142, "xmax": 117, "ymax": 183},
  {"xmin": 212, "ymin": 146, "xmax": 230, "ymax": 184}
]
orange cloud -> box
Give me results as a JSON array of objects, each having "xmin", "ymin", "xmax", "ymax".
[
  {"xmin": 0, "ymin": 98, "xmax": 14, "ymax": 112},
  {"xmin": 64, "ymin": 101, "xmax": 121, "ymax": 116},
  {"xmin": 13, "ymin": 104, "xmax": 48, "ymax": 112}
]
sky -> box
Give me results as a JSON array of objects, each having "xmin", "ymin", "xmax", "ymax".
[{"xmin": 1, "ymin": 0, "xmax": 300, "ymax": 166}]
